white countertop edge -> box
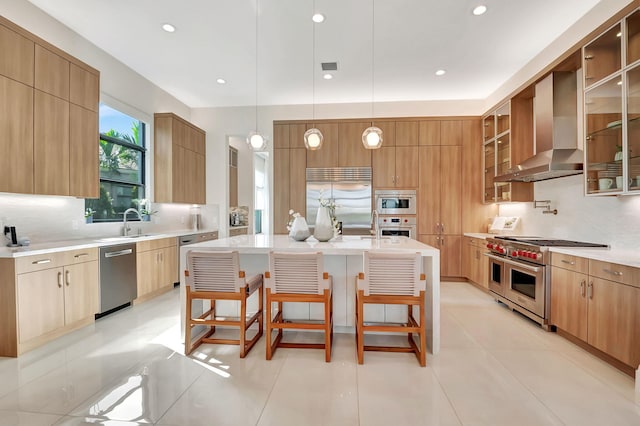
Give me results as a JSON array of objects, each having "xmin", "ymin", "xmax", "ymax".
[
  {"xmin": 463, "ymin": 233, "xmax": 494, "ymax": 239},
  {"xmin": 0, "ymin": 228, "xmax": 218, "ymax": 258},
  {"xmin": 549, "ymin": 247, "xmax": 640, "ymax": 269},
  {"xmin": 179, "ymin": 235, "xmax": 440, "ymax": 256}
]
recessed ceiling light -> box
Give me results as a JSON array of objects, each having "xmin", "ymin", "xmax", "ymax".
[
  {"xmin": 435, "ymin": 69, "xmax": 446, "ymax": 76},
  {"xmin": 323, "ymin": 73, "xmax": 333, "ymax": 80},
  {"xmin": 216, "ymin": 78, "xmax": 226, "ymax": 84},
  {"xmin": 162, "ymin": 23, "xmax": 176, "ymax": 33},
  {"xmin": 472, "ymin": 5, "xmax": 487, "ymax": 16},
  {"xmin": 312, "ymin": 13, "xmax": 325, "ymax": 23}
]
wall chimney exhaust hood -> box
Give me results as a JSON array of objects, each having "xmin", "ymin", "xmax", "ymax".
[{"xmin": 494, "ymin": 71, "xmax": 582, "ymax": 183}]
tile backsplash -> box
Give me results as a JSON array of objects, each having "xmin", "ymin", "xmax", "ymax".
[
  {"xmin": 0, "ymin": 192, "xmax": 219, "ymax": 244},
  {"xmin": 499, "ymin": 174, "xmax": 640, "ymax": 250}
]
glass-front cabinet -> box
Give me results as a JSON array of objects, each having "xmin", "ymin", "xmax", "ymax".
[
  {"xmin": 483, "ymin": 102, "xmax": 512, "ymax": 203},
  {"xmin": 584, "ymin": 9, "xmax": 640, "ymax": 195}
]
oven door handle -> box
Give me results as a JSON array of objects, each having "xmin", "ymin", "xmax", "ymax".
[{"xmin": 484, "ymin": 253, "xmax": 542, "ymax": 273}]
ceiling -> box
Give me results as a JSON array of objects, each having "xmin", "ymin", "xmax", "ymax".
[{"xmin": 27, "ymin": 0, "xmax": 602, "ymax": 109}]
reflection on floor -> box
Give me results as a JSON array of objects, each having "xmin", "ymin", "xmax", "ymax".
[{"xmin": 0, "ymin": 282, "xmax": 638, "ymax": 425}]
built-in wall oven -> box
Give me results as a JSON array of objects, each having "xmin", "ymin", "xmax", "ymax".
[
  {"xmin": 378, "ymin": 216, "xmax": 416, "ymax": 239},
  {"xmin": 485, "ymin": 236, "xmax": 608, "ymax": 328},
  {"xmin": 375, "ymin": 190, "xmax": 416, "ymax": 215}
]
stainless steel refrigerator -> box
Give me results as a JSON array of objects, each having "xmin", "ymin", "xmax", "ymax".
[{"xmin": 306, "ymin": 167, "xmax": 372, "ymax": 236}]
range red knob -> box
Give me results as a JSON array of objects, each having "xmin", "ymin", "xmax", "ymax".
[
  {"xmin": 517, "ymin": 250, "xmax": 523, "ymax": 256},
  {"xmin": 528, "ymin": 252, "xmax": 536, "ymax": 259},
  {"xmin": 486, "ymin": 243, "xmax": 493, "ymax": 249}
]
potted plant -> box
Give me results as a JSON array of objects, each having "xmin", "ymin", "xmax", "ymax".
[
  {"xmin": 136, "ymin": 199, "xmax": 157, "ymax": 221},
  {"xmin": 84, "ymin": 208, "xmax": 96, "ymax": 224}
]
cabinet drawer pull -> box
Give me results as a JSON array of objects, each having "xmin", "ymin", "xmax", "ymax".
[
  {"xmin": 57, "ymin": 271, "xmax": 63, "ymax": 288},
  {"xmin": 74, "ymin": 253, "xmax": 89, "ymax": 259},
  {"xmin": 603, "ymin": 269, "xmax": 623, "ymax": 277},
  {"xmin": 588, "ymin": 281, "xmax": 594, "ymax": 299},
  {"xmin": 561, "ymin": 259, "xmax": 576, "ymax": 266},
  {"xmin": 32, "ymin": 259, "xmax": 51, "ymax": 265},
  {"xmin": 65, "ymin": 270, "xmax": 70, "ymax": 286}
]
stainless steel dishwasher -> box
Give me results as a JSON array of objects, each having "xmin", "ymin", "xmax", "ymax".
[{"xmin": 98, "ymin": 243, "xmax": 137, "ymax": 316}]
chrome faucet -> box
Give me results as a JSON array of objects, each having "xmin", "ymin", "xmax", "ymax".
[
  {"xmin": 371, "ymin": 209, "xmax": 380, "ymax": 240},
  {"xmin": 122, "ymin": 208, "xmax": 142, "ymax": 236}
]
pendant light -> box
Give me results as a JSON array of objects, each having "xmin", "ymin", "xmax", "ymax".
[
  {"xmin": 304, "ymin": 0, "xmax": 324, "ymax": 150},
  {"xmin": 248, "ymin": 0, "xmax": 267, "ymax": 151},
  {"xmin": 362, "ymin": 0, "xmax": 383, "ymax": 149}
]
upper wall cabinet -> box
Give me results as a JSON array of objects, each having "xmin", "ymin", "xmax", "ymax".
[
  {"xmin": 584, "ymin": 8, "xmax": 640, "ymax": 196},
  {"xmin": 0, "ymin": 17, "xmax": 100, "ymax": 198},
  {"xmin": 154, "ymin": 113, "xmax": 206, "ymax": 204}
]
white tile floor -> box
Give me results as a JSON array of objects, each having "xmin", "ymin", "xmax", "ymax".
[{"xmin": 0, "ymin": 281, "xmax": 638, "ymax": 426}]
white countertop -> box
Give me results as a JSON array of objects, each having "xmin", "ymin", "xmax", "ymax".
[
  {"xmin": 0, "ymin": 228, "xmax": 218, "ymax": 259},
  {"xmin": 549, "ymin": 247, "xmax": 640, "ymax": 269},
  {"xmin": 181, "ymin": 234, "xmax": 439, "ymax": 256},
  {"xmin": 463, "ymin": 233, "xmax": 494, "ymax": 240}
]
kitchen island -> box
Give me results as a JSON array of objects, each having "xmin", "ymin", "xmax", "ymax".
[{"xmin": 179, "ymin": 234, "xmax": 441, "ymax": 354}]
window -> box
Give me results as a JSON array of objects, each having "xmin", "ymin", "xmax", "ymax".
[{"xmin": 85, "ymin": 104, "xmax": 146, "ymax": 222}]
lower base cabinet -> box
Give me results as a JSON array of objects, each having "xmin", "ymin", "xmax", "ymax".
[
  {"xmin": 418, "ymin": 234, "xmax": 462, "ymax": 277},
  {"xmin": 0, "ymin": 248, "xmax": 99, "ymax": 357},
  {"xmin": 462, "ymin": 236, "xmax": 488, "ymax": 289},
  {"xmin": 551, "ymin": 253, "xmax": 640, "ymax": 370},
  {"xmin": 136, "ymin": 237, "xmax": 177, "ymax": 303}
]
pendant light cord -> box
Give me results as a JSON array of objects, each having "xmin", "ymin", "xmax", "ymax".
[
  {"xmin": 312, "ymin": 0, "xmax": 316, "ymax": 121},
  {"xmin": 255, "ymin": 0, "xmax": 259, "ymax": 134},
  {"xmin": 371, "ymin": 0, "xmax": 375, "ymax": 120}
]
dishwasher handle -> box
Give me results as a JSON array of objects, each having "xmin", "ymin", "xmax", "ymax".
[{"xmin": 104, "ymin": 248, "xmax": 133, "ymax": 258}]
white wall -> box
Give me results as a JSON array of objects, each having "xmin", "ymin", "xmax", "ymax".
[{"xmin": 498, "ymin": 175, "xmax": 640, "ymax": 250}]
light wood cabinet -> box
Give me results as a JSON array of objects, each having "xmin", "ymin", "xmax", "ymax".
[
  {"xmin": 69, "ymin": 63, "xmax": 100, "ymax": 112},
  {"xmin": 289, "ymin": 148, "xmax": 307, "ymax": 216},
  {"xmin": 462, "ymin": 236, "xmax": 489, "ymax": 289},
  {"xmin": 395, "ymin": 121, "xmax": 419, "ymax": 146},
  {"xmin": 273, "ymin": 148, "xmax": 291, "ymax": 234},
  {"xmin": 0, "ymin": 23, "xmax": 34, "ymax": 85},
  {"xmin": 34, "ymin": 90, "xmax": 70, "ymax": 196},
  {"xmin": 69, "ymin": 104, "xmax": 99, "ymax": 198},
  {"xmin": 306, "ymin": 122, "xmax": 338, "ymax": 168},
  {"xmin": 0, "ymin": 75, "xmax": 33, "ymax": 194},
  {"xmin": 550, "ymin": 253, "xmax": 640, "ymax": 369},
  {"xmin": 273, "ymin": 124, "xmax": 289, "ymax": 149},
  {"xmin": 34, "ymin": 44, "xmax": 69, "ymax": 100},
  {"xmin": 1, "ymin": 248, "xmax": 99, "ymax": 357},
  {"xmin": 373, "ymin": 121, "xmax": 396, "ymax": 146},
  {"xmin": 136, "ymin": 237, "xmax": 177, "ymax": 303},
  {"xmin": 0, "ymin": 16, "xmax": 100, "ymax": 198},
  {"xmin": 154, "ymin": 113, "xmax": 206, "ymax": 204},
  {"xmin": 372, "ymin": 146, "xmax": 418, "ymax": 188},
  {"xmin": 17, "ymin": 268, "xmax": 65, "ymax": 343},
  {"xmin": 229, "ymin": 227, "xmax": 249, "ymax": 237},
  {"xmin": 338, "ymin": 121, "xmax": 371, "ymax": 167},
  {"xmin": 418, "ymin": 137, "xmax": 462, "ymax": 277}
]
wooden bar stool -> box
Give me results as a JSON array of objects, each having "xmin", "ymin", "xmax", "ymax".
[
  {"xmin": 184, "ymin": 250, "xmax": 263, "ymax": 357},
  {"xmin": 356, "ymin": 251, "xmax": 427, "ymax": 366},
  {"xmin": 265, "ymin": 251, "xmax": 333, "ymax": 362}
]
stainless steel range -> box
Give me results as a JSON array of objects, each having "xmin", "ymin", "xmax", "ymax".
[{"xmin": 485, "ymin": 236, "xmax": 608, "ymax": 328}]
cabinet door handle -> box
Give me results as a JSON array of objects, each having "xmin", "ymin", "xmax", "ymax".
[
  {"xmin": 588, "ymin": 281, "xmax": 594, "ymax": 299},
  {"xmin": 561, "ymin": 259, "xmax": 576, "ymax": 266},
  {"xmin": 603, "ymin": 269, "xmax": 623, "ymax": 277},
  {"xmin": 441, "ymin": 223, "xmax": 445, "ymax": 233},
  {"xmin": 580, "ymin": 280, "xmax": 586, "ymax": 297},
  {"xmin": 441, "ymin": 237, "xmax": 445, "ymax": 246},
  {"xmin": 435, "ymin": 223, "xmax": 440, "ymax": 233},
  {"xmin": 32, "ymin": 259, "xmax": 51, "ymax": 265},
  {"xmin": 65, "ymin": 270, "xmax": 70, "ymax": 286},
  {"xmin": 74, "ymin": 253, "xmax": 89, "ymax": 259},
  {"xmin": 57, "ymin": 271, "xmax": 63, "ymax": 288}
]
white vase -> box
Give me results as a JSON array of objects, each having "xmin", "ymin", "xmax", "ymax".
[
  {"xmin": 289, "ymin": 216, "xmax": 311, "ymax": 241},
  {"xmin": 314, "ymin": 206, "xmax": 334, "ymax": 242}
]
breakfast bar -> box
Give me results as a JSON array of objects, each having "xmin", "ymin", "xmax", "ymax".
[{"xmin": 179, "ymin": 234, "xmax": 441, "ymax": 355}]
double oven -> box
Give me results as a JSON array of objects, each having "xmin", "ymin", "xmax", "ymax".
[
  {"xmin": 485, "ymin": 236, "xmax": 607, "ymax": 328},
  {"xmin": 374, "ymin": 190, "xmax": 417, "ymax": 239}
]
